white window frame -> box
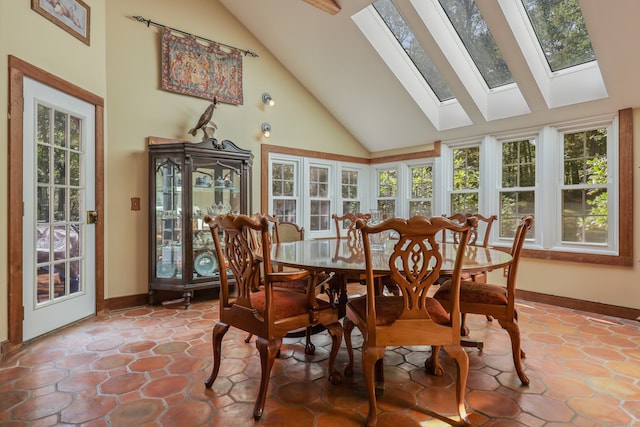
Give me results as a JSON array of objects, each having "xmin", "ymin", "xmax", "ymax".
[
  {"xmin": 406, "ymin": 159, "xmax": 436, "ymax": 218},
  {"xmin": 337, "ymin": 163, "xmax": 368, "ymax": 217},
  {"xmin": 443, "ymin": 115, "xmax": 618, "ymax": 255},
  {"xmin": 269, "ymin": 155, "xmax": 301, "ymax": 223},
  {"xmin": 372, "ymin": 163, "xmax": 401, "ymax": 219},
  {"xmin": 306, "ymin": 161, "xmax": 333, "ymax": 234}
]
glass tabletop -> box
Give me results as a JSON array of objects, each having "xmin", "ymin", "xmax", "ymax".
[{"xmin": 270, "ymin": 239, "xmax": 512, "ymax": 275}]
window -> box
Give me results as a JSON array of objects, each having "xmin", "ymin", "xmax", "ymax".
[
  {"xmin": 376, "ymin": 167, "xmax": 397, "ymax": 218},
  {"xmin": 451, "ymin": 146, "xmax": 479, "ymax": 213},
  {"xmin": 443, "ymin": 116, "xmax": 618, "ymax": 255},
  {"xmin": 409, "ymin": 164, "xmax": 433, "ymax": 217},
  {"xmin": 561, "ymin": 128, "xmax": 608, "ymax": 244},
  {"xmin": 520, "ymin": 0, "xmax": 596, "ymax": 72},
  {"xmin": 341, "ymin": 169, "xmax": 361, "ymax": 215},
  {"xmin": 309, "ymin": 165, "xmax": 331, "ymax": 231},
  {"xmin": 373, "ymin": 0, "xmax": 454, "ymax": 101},
  {"xmin": 438, "ymin": 0, "xmax": 514, "ymax": 89},
  {"xmin": 271, "ymin": 160, "xmax": 298, "ymax": 222},
  {"xmin": 499, "ymin": 139, "xmax": 536, "ymax": 237}
]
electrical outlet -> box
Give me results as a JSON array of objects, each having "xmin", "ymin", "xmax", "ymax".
[{"xmin": 131, "ymin": 197, "xmax": 140, "ymax": 211}]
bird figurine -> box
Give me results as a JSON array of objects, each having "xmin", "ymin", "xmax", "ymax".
[{"xmin": 188, "ymin": 97, "xmax": 218, "ymax": 140}]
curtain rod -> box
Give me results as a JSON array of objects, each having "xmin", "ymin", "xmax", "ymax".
[{"xmin": 133, "ymin": 15, "xmax": 259, "ymax": 57}]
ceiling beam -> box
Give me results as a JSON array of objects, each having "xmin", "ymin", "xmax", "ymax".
[{"xmin": 303, "ymin": 0, "xmax": 341, "ymax": 15}]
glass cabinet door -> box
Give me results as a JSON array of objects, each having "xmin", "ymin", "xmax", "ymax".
[
  {"xmin": 154, "ymin": 158, "xmax": 182, "ymax": 279},
  {"xmin": 191, "ymin": 158, "xmax": 242, "ymax": 280}
]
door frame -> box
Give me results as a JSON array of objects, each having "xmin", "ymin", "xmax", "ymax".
[{"xmin": 6, "ymin": 55, "xmax": 105, "ymax": 352}]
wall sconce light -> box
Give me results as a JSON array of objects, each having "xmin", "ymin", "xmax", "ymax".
[
  {"xmin": 261, "ymin": 122, "xmax": 272, "ymax": 138},
  {"xmin": 262, "ymin": 92, "xmax": 275, "ymax": 106}
]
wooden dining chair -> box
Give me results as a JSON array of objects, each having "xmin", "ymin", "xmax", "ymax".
[
  {"xmin": 343, "ymin": 216, "xmax": 475, "ymax": 426},
  {"xmin": 276, "ymin": 221, "xmax": 304, "ymax": 242},
  {"xmin": 438, "ymin": 212, "xmax": 498, "ymax": 341},
  {"xmin": 332, "ymin": 212, "xmax": 396, "ymax": 296},
  {"xmin": 433, "ymin": 215, "xmax": 534, "ymax": 385},
  {"xmin": 204, "ymin": 213, "xmax": 343, "ymax": 420},
  {"xmin": 442, "ymin": 212, "xmax": 497, "ymax": 283},
  {"xmin": 245, "ymin": 213, "xmax": 328, "ymax": 355}
]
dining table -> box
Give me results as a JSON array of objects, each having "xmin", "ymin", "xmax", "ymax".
[{"xmin": 270, "ymin": 237, "xmax": 513, "ymax": 317}]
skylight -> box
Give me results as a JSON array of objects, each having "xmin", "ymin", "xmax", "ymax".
[
  {"xmin": 499, "ymin": 0, "xmax": 607, "ymax": 108},
  {"xmin": 521, "ymin": 0, "xmax": 596, "ymax": 72},
  {"xmin": 372, "ymin": 0, "xmax": 454, "ymax": 102},
  {"xmin": 354, "ymin": 0, "xmax": 606, "ymax": 130},
  {"xmin": 437, "ymin": 0, "xmax": 514, "ymax": 89}
]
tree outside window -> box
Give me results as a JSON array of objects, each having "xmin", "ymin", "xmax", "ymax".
[
  {"xmin": 377, "ymin": 168, "xmax": 397, "ymax": 218},
  {"xmin": 500, "ymin": 139, "xmax": 535, "ymax": 237},
  {"xmin": 451, "ymin": 147, "xmax": 479, "ymax": 214},
  {"xmin": 271, "ymin": 162, "xmax": 297, "ymax": 223},
  {"xmin": 341, "ymin": 169, "xmax": 360, "ymax": 215},
  {"xmin": 409, "ymin": 165, "xmax": 433, "ymax": 217},
  {"xmin": 562, "ymin": 128, "xmax": 608, "ymax": 244},
  {"xmin": 309, "ymin": 166, "xmax": 331, "ymax": 231}
]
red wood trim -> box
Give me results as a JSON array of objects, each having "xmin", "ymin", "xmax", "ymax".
[
  {"xmin": 517, "ymin": 289, "xmax": 640, "ymax": 321},
  {"xmin": 617, "ymin": 108, "xmax": 633, "ymax": 262},
  {"xmin": 369, "ymin": 141, "xmax": 441, "ymax": 164},
  {"xmin": 303, "ymin": 0, "xmax": 340, "ymax": 15}
]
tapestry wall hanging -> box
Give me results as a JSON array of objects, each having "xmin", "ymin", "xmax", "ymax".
[{"xmin": 161, "ymin": 28, "xmax": 243, "ymax": 105}]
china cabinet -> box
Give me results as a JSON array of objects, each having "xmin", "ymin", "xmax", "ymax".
[{"xmin": 148, "ymin": 136, "xmax": 253, "ymax": 308}]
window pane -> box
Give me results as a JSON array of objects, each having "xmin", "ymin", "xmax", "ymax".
[
  {"xmin": 564, "ymin": 129, "xmax": 607, "ymax": 185},
  {"xmin": 377, "ymin": 200, "xmax": 395, "ymax": 219},
  {"xmin": 410, "ymin": 201, "xmax": 431, "ymax": 218},
  {"xmin": 500, "ymin": 191, "xmax": 535, "ymax": 238},
  {"xmin": 373, "ymin": 0, "xmax": 455, "ymax": 101},
  {"xmin": 274, "ymin": 200, "xmax": 296, "ymax": 223},
  {"xmin": 521, "ymin": 0, "xmax": 596, "ymax": 72},
  {"xmin": 342, "ymin": 170, "xmax": 359, "ymax": 199},
  {"xmin": 310, "ymin": 200, "xmax": 330, "ymax": 231},
  {"xmin": 378, "ymin": 169, "xmax": 397, "ymax": 197},
  {"xmin": 502, "ymin": 139, "xmax": 536, "ymax": 188},
  {"xmin": 37, "ymin": 186, "xmax": 50, "ymax": 223},
  {"xmin": 453, "ymin": 147, "xmax": 480, "ymax": 190},
  {"xmin": 37, "ymin": 104, "xmax": 51, "ymax": 144},
  {"xmin": 411, "ymin": 166, "xmax": 432, "ymax": 198},
  {"xmin": 438, "ymin": 0, "xmax": 514, "ymax": 88},
  {"xmin": 272, "ymin": 163, "xmax": 295, "ymax": 197},
  {"xmin": 562, "ymin": 188, "xmax": 607, "ymax": 243},
  {"xmin": 309, "ymin": 166, "xmax": 329, "ymax": 198},
  {"xmin": 38, "ymin": 144, "xmax": 50, "ymax": 184},
  {"xmin": 342, "ymin": 201, "xmax": 360, "ymax": 215},
  {"xmin": 451, "ymin": 193, "xmax": 478, "ymax": 214},
  {"xmin": 54, "ymin": 111, "xmax": 67, "ymax": 147}
]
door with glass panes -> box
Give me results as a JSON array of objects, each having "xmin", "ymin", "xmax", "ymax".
[{"xmin": 22, "ymin": 77, "xmax": 96, "ymax": 341}]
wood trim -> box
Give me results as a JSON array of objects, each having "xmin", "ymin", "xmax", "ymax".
[
  {"xmin": 617, "ymin": 108, "xmax": 633, "ymax": 262},
  {"xmin": 517, "ymin": 289, "xmax": 640, "ymax": 321},
  {"xmin": 369, "ymin": 141, "xmax": 441, "ymax": 164},
  {"xmin": 105, "ymin": 294, "xmax": 149, "ymax": 312},
  {"xmin": 302, "ymin": 0, "xmax": 340, "ymax": 15},
  {"xmin": 8, "ymin": 63, "xmax": 25, "ymax": 346},
  {"xmin": 7, "ymin": 55, "xmax": 105, "ymax": 347},
  {"xmin": 261, "ymin": 144, "xmax": 370, "ymax": 164}
]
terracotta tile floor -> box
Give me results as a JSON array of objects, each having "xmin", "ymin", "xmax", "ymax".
[{"xmin": 1, "ymin": 292, "xmax": 640, "ymax": 426}]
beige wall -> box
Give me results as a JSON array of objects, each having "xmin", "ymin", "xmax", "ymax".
[
  {"xmin": 103, "ymin": 0, "xmax": 367, "ymax": 301},
  {"xmin": 0, "ymin": 0, "xmax": 638, "ymax": 345},
  {"xmin": 0, "ymin": 1, "xmax": 108, "ymax": 343}
]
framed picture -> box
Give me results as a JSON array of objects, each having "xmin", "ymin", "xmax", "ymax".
[{"xmin": 31, "ymin": 0, "xmax": 91, "ymax": 46}]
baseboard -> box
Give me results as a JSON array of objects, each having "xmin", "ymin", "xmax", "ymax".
[
  {"xmin": 517, "ymin": 289, "xmax": 640, "ymax": 321},
  {"xmin": 105, "ymin": 293, "xmax": 149, "ymax": 312},
  {"xmin": 105, "ymin": 288, "xmax": 220, "ymax": 312}
]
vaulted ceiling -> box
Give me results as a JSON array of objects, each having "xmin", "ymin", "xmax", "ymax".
[{"xmin": 220, "ymin": 0, "xmax": 640, "ymax": 153}]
